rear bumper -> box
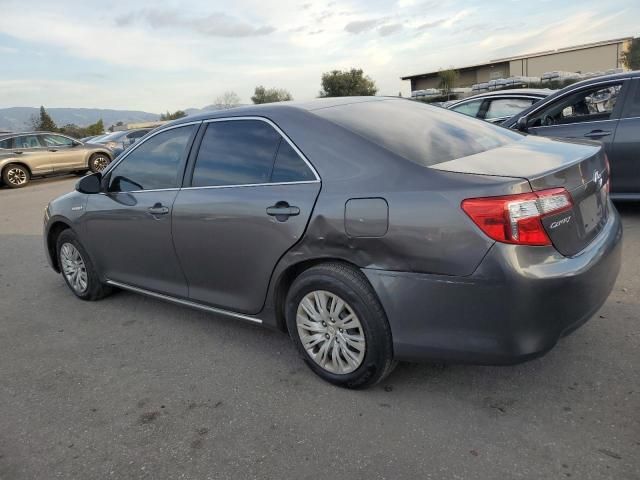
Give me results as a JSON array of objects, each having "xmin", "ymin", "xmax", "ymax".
[{"xmin": 364, "ymin": 202, "xmax": 623, "ymax": 364}]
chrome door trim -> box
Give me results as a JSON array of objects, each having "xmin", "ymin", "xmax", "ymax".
[
  {"xmin": 181, "ymin": 180, "xmax": 319, "ymax": 191},
  {"xmin": 201, "ymin": 116, "xmax": 321, "ymax": 183},
  {"xmin": 105, "ymin": 279, "xmax": 263, "ymax": 324}
]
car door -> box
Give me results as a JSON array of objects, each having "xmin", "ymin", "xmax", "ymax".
[
  {"xmin": 610, "ymin": 78, "xmax": 640, "ymax": 195},
  {"xmin": 39, "ymin": 134, "xmax": 85, "ymax": 171},
  {"xmin": 83, "ymin": 123, "xmax": 198, "ymax": 297},
  {"xmin": 8, "ymin": 134, "xmax": 54, "ymax": 174},
  {"xmin": 524, "ymin": 81, "xmax": 627, "ymax": 168},
  {"xmin": 172, "ymin": 118, "xmax": 321, "ymax": 314}
]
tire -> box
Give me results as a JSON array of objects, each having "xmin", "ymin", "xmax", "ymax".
[
  {"xmin": 2, "ymin": 163, "xmax": 30, "ymax": 188},
  {"xmin": 285, "ymin": 262, "xmax": 395, "ymax": 389},
  {"xmin": 56, "ymin": 229, "xmax": 112, "ymax": 301},
  {"xmin": 88, "ymin": 153, "xmax": 111, "ymax": 173}
]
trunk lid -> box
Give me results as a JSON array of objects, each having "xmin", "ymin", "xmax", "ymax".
[{"xmin": 433, "ymin": 135, "xmax": 610, "ymax": 256}]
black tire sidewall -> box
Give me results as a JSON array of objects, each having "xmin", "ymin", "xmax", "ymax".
[
  {"xmin": 56, "ymin": 230, "xmax": 104, "ymax": 301},
  {"xmin": 285, "ymin": 266, "xmax": 393, "ymax": 388}
]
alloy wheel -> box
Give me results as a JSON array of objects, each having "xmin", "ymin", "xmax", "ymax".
[
  {"xmin": 60, "ymin": 243, "xmax": 88, "ymax": 294},
  {"xmin": 296, "ymin": 290, "xmax": 366, "ymax": 374},
  {"xmin": 92, "ymin": 156, "xmax": 109, "ymax": 171},
  {"xmin": 6, "ymin": 167, "xmax": 27, "ymax": 186}
]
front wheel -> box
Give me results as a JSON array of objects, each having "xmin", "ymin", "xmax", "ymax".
[
  {"xmin": 88, "ymin": 153, "xmax": 111, "ymax": 173},
  {"xmin": 56, "ymin": 229, "xmax": 112, "ymax": 301},
  {"xmin": 285, "ymin": 263, "xmax": 395, "ymax": 389}
]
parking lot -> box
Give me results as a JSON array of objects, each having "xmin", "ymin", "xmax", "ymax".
[{"xmin": 0, "ymin": 176, "xmax": 638, "ymax": 479}]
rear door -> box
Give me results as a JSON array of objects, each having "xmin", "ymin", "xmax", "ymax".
[
  {"xmin": 610, "ymin": 78, "xmax": 640, "ymax": 195},
  {"xmin": 172, "ymin": 118, "xmax": 321, "ymax": 314},
  {"xmin": 524, "ymin": 81, "xmax": 627, "ymax": 180},
  {"xmin": 39, "ymin": 134, "xmax": 85, "ymax": 171},
  {"xmin": 9, "ymin": 134, "xmax": 54, "ymax": 174}
]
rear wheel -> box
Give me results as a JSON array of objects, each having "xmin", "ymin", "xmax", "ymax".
[
  {"xmin": 56, "ymin": 229, "xmax": 111, "ymax": 301},
  {"xmin": 285, "ymin": 263, "xmax": 395, "ymax": 389},
  {"xmin": 88, "ymin": 153, "xmax": 110, "ymax": 173},
  {"xmin": 2, "ymin": 164, "xmax": 30, "ymax": 188}
]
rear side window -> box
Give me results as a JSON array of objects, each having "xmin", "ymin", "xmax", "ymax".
[
  {"xmin": 0, "ymin": 137, "xmax": 14, "ymax": 149},
  {"xmin": 12, "ymin": 135, "xmax": 42, "ymax": 149},
  {"xmin": 272, "ymin": 141, "xmax": 316, "ymax": 183},
  {"xmin": 192, "ymin": 120, "xmax": 281, "ymax": 187},
  {"xmin": 314, "ymin": 99, "xmax": 521, "ymax": 167},
  {"xmin": 484, "ymin": 98, "xmax": 535, "ymax": 120},
  {"xmin": 450, "ymin": 99, "xmax": 483, "ymax": 118},
  {"xmin": 108, "ymin": 125, "xmax": 196, "ymax": 192}
]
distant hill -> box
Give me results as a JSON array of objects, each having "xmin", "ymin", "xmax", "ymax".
[{"xmin": 0, "ymin": 107, "xmax": 160, "ymax": 131}]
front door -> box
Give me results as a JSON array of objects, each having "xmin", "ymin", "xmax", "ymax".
[
  {"xmin": 39, "ymin": 134, "xmax": 86, "ymax": 172},
  {"xmin": 83, "ymin": 124, "xmax": 198, "ymax": 297},
  {"xmin": 524, "ymin": 81, "xmax": 627, "ymax": 192},
  {"xmin": 172, "ymin": 119, "xmax": 321, "ymax": 314}
]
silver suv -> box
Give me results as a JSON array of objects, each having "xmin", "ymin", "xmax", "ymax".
[{"xmin": 0, "ymin": 132, "xmax": 113, "ymax": 188}]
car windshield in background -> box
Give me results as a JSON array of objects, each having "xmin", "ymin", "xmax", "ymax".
[
  {"xmin": 98, "ymin": 131, "xmax": 127, "ymax": 142},
  {"xmin": 313, "ymin": 99, "xmax": 522, "ymax": 167}
]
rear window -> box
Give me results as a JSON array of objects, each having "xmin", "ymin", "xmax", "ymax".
[{"xmin": 313, "ymin": 99, "xmax": 521, "ymax": 167}]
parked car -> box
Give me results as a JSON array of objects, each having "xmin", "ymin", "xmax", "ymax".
[
  {"xmin": 93, "ymin": 128, "xmax": 152, "ymax": 151},
  {"xmin": 503, "ymin": 71, "xmax": 640, "ymax": 200},
  {"xmin": 44, "ymin": 98, "xmax": 621, "ymax": 388},
  {"xmin": 447, "ymin": 89, "xmax": 552, "ymax": 123},
  {"xmin": 0, "ymin": 132, "xmax": 113, "ymax": 188}
]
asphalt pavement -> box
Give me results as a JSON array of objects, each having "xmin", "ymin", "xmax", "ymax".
[{"xmin": 0, "ymin": 176, "xmax": 638, "ymax": 479}]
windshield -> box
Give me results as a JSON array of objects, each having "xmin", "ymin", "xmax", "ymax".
[{"xmin": 313, "ymin": 98, "xmax": 522, "ymax": 166}]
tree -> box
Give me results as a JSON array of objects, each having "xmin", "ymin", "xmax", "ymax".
[
  {"xmin": 438, "ymin": 69, "xmax": 459, "ymax": 100},
  {"xmin": 319, "ymin": 68, "xmax": 377, "ymax": 97},
  {"xmin": 85, "ymin": 119, "xmax": 104, "ymax": 136},
  {"xmin": 30, "ymin": 106, "xmax": 58, "ymax": 132},
  {"xmin": 160, "ymin": 110, "xmax": 187, "ymax": 121},
  {"xmin": 251, "ymin": 86, "xmax": 293, "ymax": 104},
  {"xmin": 214, "ymin": 91, "xmax": 241, "ymax": 109},
  {"xmin": 622, "ymin": 38, "xmax": 640, "ymax": 70}
]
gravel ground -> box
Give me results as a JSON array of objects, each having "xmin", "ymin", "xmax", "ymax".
[{"xmin": 0, "ymin": 176, "xmax": 638, "ymax": 480}]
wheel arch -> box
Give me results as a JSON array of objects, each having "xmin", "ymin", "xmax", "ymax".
[
  {"xmin": 46, "ymin": 220, "xmax": 73, "ymax": 272},
  {"xmin": 2, "ymin": 161, "xmax": 32, "ymax": 176},
  {"xmin": 272, "ymin": 257, "xmax": 374, "ymax": 333}
]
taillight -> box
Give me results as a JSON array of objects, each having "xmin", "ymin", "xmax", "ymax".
[{"xmin": 461, "ymin": 188, "xmax": 573, "ymax": 246}]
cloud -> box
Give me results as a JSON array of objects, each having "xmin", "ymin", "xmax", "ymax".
[
  {"xmin": 416, "ymin": 18, "xmax": 447, "ymax": 30},
  {"xmin": 345, "ymin": 18, "xmax": 387, "ymax": 34},
  {"xmin": 378, "ymin": 23, "xmax": 404, "ymax": 36},
  {"xmin": 119, "ymin": 9, "xmax": 276, "ymax": 38}
]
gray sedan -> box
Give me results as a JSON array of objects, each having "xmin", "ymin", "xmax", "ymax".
[
  {"xmin": 447, "ymin": 88, "xmax": 552, "ymax": 123},
  {"xmin": 43, "ymin": 98, "xmax": 621, "ymax": 388}
]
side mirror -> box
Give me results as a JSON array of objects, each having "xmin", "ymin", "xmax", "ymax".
[
  {"xmin": 516, "ymin": 116, "xmax": 529, "ymax": 132},
  {"xmin": 76, "ymin": 172, "xmax": 102, "ymax": 194}
]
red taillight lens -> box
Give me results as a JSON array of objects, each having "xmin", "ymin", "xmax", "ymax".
[{"xmin": 461, "ymin": 188, "xmax": 573, "ymax": 246}]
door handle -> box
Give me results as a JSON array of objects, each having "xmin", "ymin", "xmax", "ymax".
[
  {"xmin": 266, "ymin": 202, "xmax": 300, "ymax": 221},
  {"xmin": 48, "ymin": 149, "xmax": 58, "ymax": 152},
  {"xmin": 148, "ymin": 203, "xmax": 169, "ymax": 216},
  {"xmin": 584, "ymin": 130, "xmax": 611, "ymax": 139}
]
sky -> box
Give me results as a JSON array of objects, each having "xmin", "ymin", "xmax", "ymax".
[{"xmin": 0, "ymin": 0, "xmax": 637, "ymax": 112}]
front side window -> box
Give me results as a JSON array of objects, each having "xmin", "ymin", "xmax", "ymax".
[
  {"xmin": 529, "ymin": 84, "xmax": 622, "ymax": 127},
  {"xmin": 12, "ymin": 135, "xmax": 42, "ymax": 149},
  {"xmin": 40, "ymin": 134, "xmax": 74, "ymax": 147},
  {"xmin": 450, "ymin": 99, "xmax": 484, "ymax": 118},
  {"xmin": 192, "ymin": 120, "xmax": 282, "ymax": 187},
  {"xmin": 108, "ymin": 125, "xmax": 196, "ymax": 192},
  {"xmin": 484, "ymin": 98, "xmax": 535, "ymax": 120}
]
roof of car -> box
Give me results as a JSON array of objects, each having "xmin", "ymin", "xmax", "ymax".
[
  {"xmin": 448, "ymin": 89, "xmax": 553, "ymax": 107},
  {"xmin": 0, "ymin": 131, "xmax": 60, "ymax": 139},
  {"xmin": 169, "ymin": 97, "xmax": 408, "ymax": 126}
]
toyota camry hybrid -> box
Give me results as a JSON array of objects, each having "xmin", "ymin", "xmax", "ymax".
[{"xmin": 43, "ymin": 97, "xmax": 622, "ymax": 388}]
